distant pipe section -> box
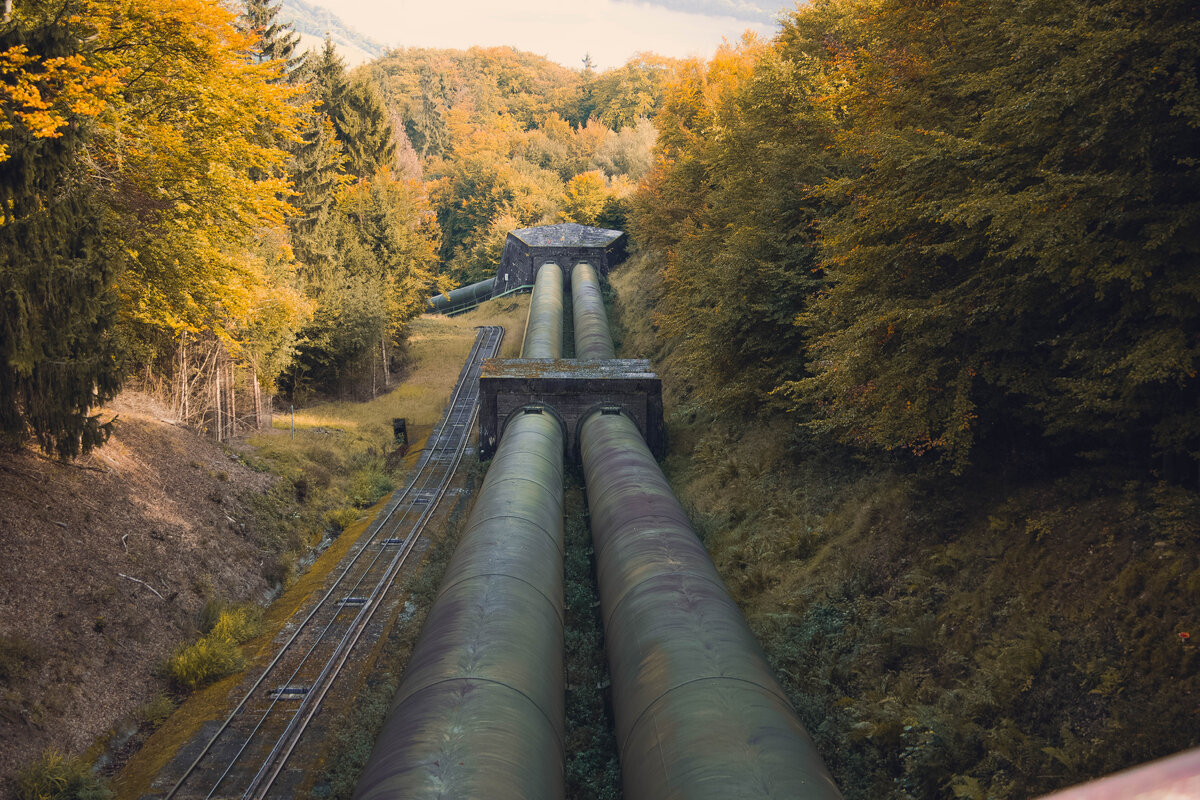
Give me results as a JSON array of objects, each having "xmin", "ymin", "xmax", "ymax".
[
  {"xmin": 570, "ymin": 263, "xmax": 616, "ymax": 360},
  {"xmin": 353, "ymin": 410, "xmax": 566, "ymax": 800},
  {"xmin": 428, "ymin": 277, "xmax": 496, "ymax": 314},
  {"xmin": 520, "ymin": 263, "xmax": 563, "ymax": 358},
  {"xmin": 579, "ymin": 409, "xmax": 842, "ymax": 800}
]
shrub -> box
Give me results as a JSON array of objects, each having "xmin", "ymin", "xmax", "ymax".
[
  {"xmin": 324, "ymin": 507, "xmax": 361, "ymax": 532},
  {"xmin": 207, "ymin": 606, "xmax": 262, "ymax": 645},
  {"xmin": 348, "ymin": 467, "xmax": 393, "ymax": 508},
  {"xmin": 262, "ymin": 552, "xmax": 298, "ymax": 588},
  {"xmin": 164, "ymin": 636, "xmax": 244, "ymax": 692},
  {"xmin": 13, "ymin": 749, "xmax": 111, "ymax": 800}
]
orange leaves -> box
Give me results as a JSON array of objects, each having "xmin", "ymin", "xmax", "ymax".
[{"xmin": 0, "ymin": 43, "xmax": 122, "ymax": 162}]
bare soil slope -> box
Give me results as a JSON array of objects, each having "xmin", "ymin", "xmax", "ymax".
[{"xmin": 0, "ymin": 393, "xmax": 274, "ymax": 785}]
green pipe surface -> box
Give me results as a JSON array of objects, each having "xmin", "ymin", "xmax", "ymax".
[
  {"xmin": 570, "ymin": 263, "xmax": 616, "ymax": 360},
  {"xmin": 353, "ymin": 411, "xmax": 566, "ymax": 800},
  {"xmin": 428, "ymin": 277, "xmax": 496, "ymax": 312},
  {"xmin": 580, "ymin": 410, "xmax": 842, "ymax": 800},
  {"xmin": 521, "ymin": 263, "xmax": 563, "ymax": 358}
]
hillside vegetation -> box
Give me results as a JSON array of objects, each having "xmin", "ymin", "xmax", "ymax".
[
  {"xmin": 619, "ymin": 0, "xmax": 1200, "ymax": 796},
  {"xmin": 358, "ymin": 45, "xmax": 679, "ymax": 284},
  {"xmin": 4, "ymin": 0, "xmax": 1199, "ymax": 796}
]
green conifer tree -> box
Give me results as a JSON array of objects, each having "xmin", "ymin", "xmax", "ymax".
[
  {"xmin": 240, "ymin": 0, "xmax": 304, "ymax": 73},
  {"xmin": 0, "ymin": 17, "xmax": 120, "ymax": 458}
]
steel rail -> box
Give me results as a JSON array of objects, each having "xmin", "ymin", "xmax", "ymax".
[
  {"xmin": 163, "ymin": 325, "xmax": 502, "ymax": 800},
  {"xmin": 242, "ymin": 394, "xmax": 482, "ymax": 799}
]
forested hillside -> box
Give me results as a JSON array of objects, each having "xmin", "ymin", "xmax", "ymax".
[
  {"xmin": 635, "ymin": 0, "xmax": 1199, "ymax": 476},
  {"xmin": 357, "ymin": 47, "xmax": 677, "ymax": 283},
  {"xmin": 620, "ymin": 0, "xmax": 1200, "ymax": 797},
  {"xmin": 1, "ymin": 0, "xmax": 444, "ymax": 458},
  {"xmin": 4, "ymin": 0, "xmax": 1199, "ymax": 796}
]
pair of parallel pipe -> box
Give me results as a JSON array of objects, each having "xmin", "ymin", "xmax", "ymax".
[
  {"xmin": 355, "ymin": 264, "xmax": 566, "ymax": 800},
  {"xmin": 356, "ymin": 261, "xmax": 839, "ymax": 799}
]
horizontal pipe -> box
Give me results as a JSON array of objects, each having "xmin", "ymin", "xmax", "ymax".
[
  {"xmin": 354, "ymin": 411, "xmax": 566, "ymax": 800},
  {"xmin": 570, "ymin": 263, "xmax": 616, "ymax": 360},
  {"xmin": 580, "ymin": 410, "xmax": 841, "ymax": 800},
  {"xmin": 520, "ymin": 263, "xmax": 563, "ymax": 359},
  {"xmin": 428, "ymin": 277, "xmax": 496, "ymax": 312}
]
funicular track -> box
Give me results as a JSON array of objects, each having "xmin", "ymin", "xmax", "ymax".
[{"xmin": 162, "ymin": 325, "xmax": 504, "ymax": 800}]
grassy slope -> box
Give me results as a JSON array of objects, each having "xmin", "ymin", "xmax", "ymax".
[
  {"xmin": 610, "ymin": 254, "xmax": 1200, "ymax": 799},
  {"xmin": 109, "ymin": 296, "xmax": 529, "ymax": 799}
]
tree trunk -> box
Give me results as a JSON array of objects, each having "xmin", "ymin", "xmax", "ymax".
[
  {"xmin": 253, "ymin": 373, "xmax": 262, "ymax": 430},
  {"xmin": 382, "ymin": 334, "xmax": 390, "ymax": 388},
  {"xmin": 214, "ymin": 358, "xmax": 222, "ymax": 442},
  {"xmin": 179, "ymin": 334, "xmax": 187, "ymax": 422},
  {"xmin": 228, "ymin": 360, "xmax": 236, "ymax": 439}
]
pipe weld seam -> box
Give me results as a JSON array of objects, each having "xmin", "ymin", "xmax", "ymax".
[
  {"xmin": 396, "ymin": 676, "xmax": 566, "ymax": 746},
  {"xmin": 434, "ymin": 571, "xmax": 565, "ymax": 625},
  {"xmin": 599, "ymin": 567, "xmax": 732, "ymax": 635},
  {"xmin": 618, "ymin": 675, "xmax": 798, "ymax": 757},
  {"xmin": 461, "ymin": 513, "xmax": 564, "ymax": 555}
]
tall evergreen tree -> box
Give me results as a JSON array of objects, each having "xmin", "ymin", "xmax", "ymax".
[
  {"xmin": 1, "ymin": 14, "xmax": 120, "ymax": 457},
  {"xmin": 334, "ymin": 78, "xmax": 397, "ymax": 178},
  {"xmin": 410, "ymin": 64, "xmax": 448, "ymax": 159},
  {"xmin": 240, "ymin": 0, "xmax": 304, "ymax": 73}
]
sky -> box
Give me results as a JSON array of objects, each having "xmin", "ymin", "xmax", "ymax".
[{"xmin": 302, "ymin": 0, "xmax": 791, "ymax": 70}]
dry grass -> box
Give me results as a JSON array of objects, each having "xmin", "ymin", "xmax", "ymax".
[
  {"xmin": 276, "ymin": 295, "xmax": 529, "ymax": 442},
  {"xmin": 109, "ymin": 297, "xmax": 529, "ymax": 799}
]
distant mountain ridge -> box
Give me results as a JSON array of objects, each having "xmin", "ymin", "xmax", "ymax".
[
  {"xmin": 277, "ymin": 0, "xmax": 387, "ymax": 60},
  {"xmin": 611, "ymin": 0, "xmax": 781, "ymax": 25}
]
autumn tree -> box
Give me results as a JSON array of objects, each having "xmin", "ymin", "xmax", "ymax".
[
  {"xmin": 2, "ymin": 0, "xmax": 308, "ymax": 453},
  {"xmin": 793, "ymin": 0, "xmax": 1200, "ymax": 471},
  {"xmin": 630, "ymin": 35, "xmax": 840, "ymax": 415}
]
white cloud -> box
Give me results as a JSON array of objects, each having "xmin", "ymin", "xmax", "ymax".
[{"xmin": 304, "ymin": 0, "xmax": 779, "ymax": 69}]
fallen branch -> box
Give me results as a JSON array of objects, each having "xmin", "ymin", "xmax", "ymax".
[
  {"xmin": 121, "ymin": 533, "xmax": 129, "ymax": 553},
  {"xmin": 118, "ymin": 572, "xmax": 165, "ymax": 600}
]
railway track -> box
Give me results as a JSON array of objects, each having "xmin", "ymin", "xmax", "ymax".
[{"xmin": 161, "ymin": 325, "xmax": 504, "ymax": 800}]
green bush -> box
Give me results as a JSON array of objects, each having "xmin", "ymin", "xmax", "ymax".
[
  {"xmin": 207, "ymin": 606, "xmax": 262, "ymax": 645},
  {"xmin": 324, "ymin": 507, "xmax": 361, "ymax": 532},
  {"xmin": 165, "ymin": 636, "xmax": 245, "ymax": 693},
  {"xmin": 13, "ymin": 749, "xmax": 111, "ymax": 800},
  {"xmin": 348, "ymin": 467, "xmax": 393, "ymax": 508}
]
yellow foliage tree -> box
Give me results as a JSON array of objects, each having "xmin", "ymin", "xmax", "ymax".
[{"xmin": 561, "ymin": 170, "xmax": 608, "ymax": 226}]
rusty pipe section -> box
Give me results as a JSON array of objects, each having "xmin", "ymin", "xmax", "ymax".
[
  {"xmin": 353, "ymin": 410, "xmax": 566, "ymax": 800},
  {"xmin": 520, "ymin": 263, "xmax": 563, "ymax": 358},
  {"xmin": 579, "ymin": 410, "xmax": 842, "ymax": 800},
  {"xmin": 570, "ymin": 263, "xmax": 616, "ymax": 360}
]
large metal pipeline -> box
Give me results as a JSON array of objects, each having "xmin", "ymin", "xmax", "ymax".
[
  {"xmin": 353, "ymin": 411, "xmax": 565, "ymax": 800},
  {"xmin": 520, "ymin": 263, "xmax": 563, "ymax": 359},
  {"xmin": 570, "ymin": 263, "xmax": 616, "ymax": 360},
  {"xmin": 579, "ymin": 411, "xmax": 841, "ymax": 799},
  {"xmin": 353, "ymin": 277, "xmax": 569, "ymax": 799}
]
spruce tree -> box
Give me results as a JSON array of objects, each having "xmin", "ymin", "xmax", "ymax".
[
  {"xmin": 334, "ymin": 79, "xmax": 397, "ymax": 178},
  {"xmin": 0, "ymin": 17, "xmax": 120, "ymax": 458},
  {"xmin": 240, "ymin": 0, "xmax": 304, "ymax": 74}
]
